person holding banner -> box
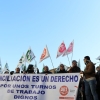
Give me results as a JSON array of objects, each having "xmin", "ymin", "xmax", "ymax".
[
  {"xmin": 10, "ymin": 67, "xmax": 20, "ymax": 75},
  {"xmin": 15, "ymin": 67, "xmax": 20, "ymax": 73},
  {"xmin": 69, "ymin": 60, "xmax": 81, "ymax": 73},
  {"xmin": 68, "ymin": 60, "xmax": 81, "ymax": 100},
  {"xmin": 57, "ymin": 64, "xmax": 66, "ymax": 73},
  {"xmin": 27, "ymin": 64, "xmax": 35, "ymax": 74},
  {"xmin": 81, "ymin": 56, "xmax": 98, "ymax": 100},
  {"xmin": 41, "ymin": 66, "xmax": 52, "ymax": 74},
  {"xmin": 95, "ymin": 66, "xmax": 100, "ymax": 100}
]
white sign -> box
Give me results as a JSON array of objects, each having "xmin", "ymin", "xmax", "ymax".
[{"xmin": 0, "ymin": 73, "xmax": 80, "ymax": 100}]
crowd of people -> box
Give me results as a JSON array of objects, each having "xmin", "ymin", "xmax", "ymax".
[{"xmin": 3, "ymin": 56, "xmax": 100, "ymax": 100}]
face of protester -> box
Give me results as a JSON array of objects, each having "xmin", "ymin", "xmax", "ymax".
[
  {"xmin": 96, "ymin": 67, "xmax": 100, "ymax": 72},
  {"xmin": 30, "ymin": 67, "xmax": 34, "ymax": 72},
  {"xmin": 60, "ymin": 64, "xmax": 64, "ymax": 70},
  {"xmin": 16, "ymin": 68, "xmax": 20, "ymax": 73},
  {"xmin": 27, "ymin": 66, "xmax": 34, "ymax": 73},
  {"xmin": 44, "ymin": 66, "xmax": 48, "ymax": 72},
  {"xmin": 72, "ymin": 61, "xmax": 77, "ymax": 67},
  {"xmin": 83, "ymin": 58, "xmax": 87, "ymax": 64}
]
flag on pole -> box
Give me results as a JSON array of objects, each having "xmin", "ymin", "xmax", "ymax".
[
  {"xmin": 25, "ymin": 48, "xmax": 35, "ymax": 63},
  {"xmin": 40, "ymin": 46, "xmax": 50, "ymax": 62},
  {"xmin": 56, "ymin": 42, "xmax": 67, "ymax": 58},
  {"xmin": 78, "ymin": 59, "xmax": 81, "ymax": 68},
  {"xmin": 17, "ymin": 62, "xmax": 22, "ymax": 69},
  {"xmin": 4, "ymin": 62, "xmax": 9, "ymax": 72},
  {"xmin": 19, "ymin": 53, "xmax": 25, "ymax": 63},
  {"xmin": 96, "ymin": 56, "xmax": 100, "ymax": 60},
  {"xmin": 17, "ymin": 53, "xmax": 27, "ymax": 73},
  {"xmin": 17, "ymin": 53, "xmax": 26, "ymax": 68},
  {"xmin": 5, "ymin": 63, "xmax": 9, "ymax": 70},
  {"xmin": 21, "ymin": 64, "xmax": 26, "ymax": 71},
  {"xmin": 63, "ymin": 41, "xmax": 74, "ymax": 56}
]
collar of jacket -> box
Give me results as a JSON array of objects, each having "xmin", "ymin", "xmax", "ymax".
[{"xmin": 85, "ymin": 60, "xmax": 91, "ymax": 65}]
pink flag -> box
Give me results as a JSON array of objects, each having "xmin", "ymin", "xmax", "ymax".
[
  {"xmin": 40, "ymin": 46, "xmax": 50, "ymax": 62},
  {"xmin": 63, "ymin": 41, "xmax": 74, "ymax": 56},
  {"xmin": 56, "ymin": 42, "xmax": 67, "ymax": 58}
]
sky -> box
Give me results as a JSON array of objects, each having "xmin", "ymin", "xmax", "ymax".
[{"xmin": 0, "ymin": 0, "xmax": 100, "ymax": 72}]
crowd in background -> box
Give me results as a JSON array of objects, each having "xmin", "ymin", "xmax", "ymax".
[{"xmin": 3, "ymin": 56, "xmax": 100, "ymax": 100}]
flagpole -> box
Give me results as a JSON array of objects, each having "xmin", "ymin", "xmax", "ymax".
[
  {"xmin": 49, "ymin": 56, "xmax": 54, "ymax": 69},
  {"xmin": 71, "ymin": 53, "xmax": 73, "ymax": 63},
  {"xmin": 34, "ymin": 59, "xmax": 36, "ymax": 64},
  {"xmin": 67, "ymin": 54, "xmax": 71, "ymax": 66},
  {"xmin": 24, "ymin": 52, "xmax": 27, "ymax": 72},
  {"xmin": 46, "ymin": 45, "xmax": 55, "ymax": 69},
  {"xmin": 24, "ymin": 60, "xmax": 26, "ymax": 73},
  {"xmin": 34, "ymin": 58, "xmax": 37, "ymax": 66},
  {"xmin": 42, "ymin": 63, "xmax": 45, "ymax": 72},
  {"xmin": 34, "ymin": 59, "xmax": 37, "ymax": 74},
  {"xmin": 71, "ymin": 40, "xmax": 74, "ymax": 62}
]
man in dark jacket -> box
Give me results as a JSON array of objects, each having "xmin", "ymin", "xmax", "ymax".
[
  {"xmin": 69, "ymin": 60, "xmax": 81, "ymax": 73},
  {"xmin": 57, "ymin": 64, "xmax": 66, "ymax": 73},
  {"xmin": 42, "ymin": 66, "xmax": 52, "ymax": 74},
  {"xmin": 81, "ymin": 56, "xmax": 98, "ymax": 100},
  {"xmin": 69, "ymin": 60, "xmax": 81, "ymax": 100},
  {"xmin": 27, "ymin": 64, "xmax": 35, "ymax": 74},
  {"xmin": 96, "ymin": 66, "xmax": 100, "ymax": 100},
  {"xmin": 10, "ymin": 67, "xmax": 20, "ymax": 75}
]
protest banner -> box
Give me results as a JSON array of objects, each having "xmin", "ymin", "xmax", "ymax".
[{"xmin": 0, "ymin": 73, "xmax": 80, "ymax": 100}]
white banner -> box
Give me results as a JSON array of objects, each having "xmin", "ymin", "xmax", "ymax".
[{"xmin": 0, "ymin": 73, "xmax": 80, "ymax": 100}]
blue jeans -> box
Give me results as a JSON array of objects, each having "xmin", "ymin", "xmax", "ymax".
[{"xmin": 84, "ymin": 79, "xmax": 98, "ymax": 100}]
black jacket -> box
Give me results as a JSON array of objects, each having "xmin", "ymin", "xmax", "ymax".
[
  {"xmin": 41, "ymin": 71, "xmax": 52, "ymax": 74},
  {"xmin": 57, "ymin": 69, "xmax": 67, "ymax": 73},
  {"xmin": 96, "ymin": 71, "xmax": 100, "ymax": 85},
  {"xmin": 69, "ymin": 66, "xmax": 81, "ymax": 73}
]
